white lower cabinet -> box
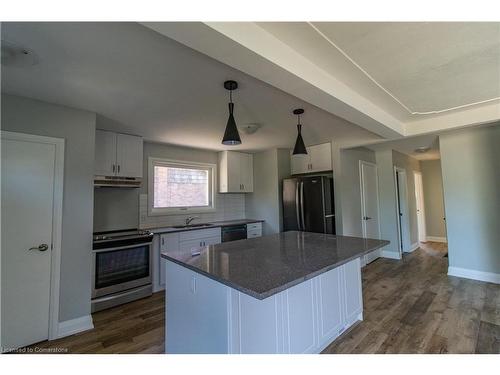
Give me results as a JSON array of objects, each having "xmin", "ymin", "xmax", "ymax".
[
  {"xmin": 317, "ymin": 266, "xmax": 344, "ymax": 343},
  {"xmin": 283, "ymin": 280, "xmax": 317, "ymax": 354},
  {"xmin": 246, "ymin": 222, "xmax": 262, "ymax": 238},
  {"xmin": 165, "ymin": 257, "xmax": 363, "ymax": 354},
  {"xmin": 158, "ymin": 227, "xmax": 222, "ymax": 289}
]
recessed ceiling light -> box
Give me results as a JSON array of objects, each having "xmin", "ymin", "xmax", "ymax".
[
  {"xmin": 1, "ymin": 40, "xmax": 39, "ymax": 67},
  {"xmin": 414, "ymin": 146, "xmax": 430, "ymax": 153}
]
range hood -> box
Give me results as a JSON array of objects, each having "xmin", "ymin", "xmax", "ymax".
[{"xmin": 94, "ymin": 175, "xmax": 142, "ymax": 188}]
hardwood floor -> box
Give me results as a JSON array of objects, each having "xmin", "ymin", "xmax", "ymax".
[
  {"xmin": 26, "ymin": 242, "xmax": 499, "ymax": 354},
  {"xmin": 323, "ymin": 242, "xmax": 499, "ymax": 354}
]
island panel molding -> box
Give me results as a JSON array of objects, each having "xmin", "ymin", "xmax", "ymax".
[{"xmin": 165, "ymin": 257, "xmax": 363, "ymax": 354}]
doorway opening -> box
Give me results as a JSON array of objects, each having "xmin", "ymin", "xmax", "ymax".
[{"xmin": 394, "ymin": 167, "xmax": 411, "ymax": 255}]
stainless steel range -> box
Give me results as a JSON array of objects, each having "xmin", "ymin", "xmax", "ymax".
[{"xmin": 91, "ymin": 228, "xmax": 154, "ymax": 312}]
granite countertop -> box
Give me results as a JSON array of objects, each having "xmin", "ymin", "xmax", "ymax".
[
  {"xmin": 146, "ymin": 219, "xmax": 264, "ymax": 234},
  {"xmin": 162, "ymin": 231, "xmax": 389, "ymax": 300}
]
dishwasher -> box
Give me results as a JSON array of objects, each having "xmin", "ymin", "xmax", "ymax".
[{"xmin": 221, "ymin": 224, "xmax": 247, "ymax": 242}]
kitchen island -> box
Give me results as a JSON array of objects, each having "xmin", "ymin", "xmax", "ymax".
[{"xmin": 162, "ymin": 231, "xmax": 389, "ymax": 354}]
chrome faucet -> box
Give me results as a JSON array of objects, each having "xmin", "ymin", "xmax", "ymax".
[{"xmin": 185, "ymin": 216, "xmax": 199, "ymax": 225}]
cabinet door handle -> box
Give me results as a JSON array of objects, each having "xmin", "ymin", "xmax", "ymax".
[
  {"xmin": 112, "ymin": 164, "xmax": 116, "ymax": 173},
  {"xmin": 161, "ymin": 238, "xmax": 164, "ymax": 246},
  {"xmin": 117, "ymin": 165, "xmax": 120, "ymax": 174}
]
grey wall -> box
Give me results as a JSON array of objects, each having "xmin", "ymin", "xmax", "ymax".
[
  {"xmin": 339, "ymin": 147, "xmax": 376, "ymax": 237},
  {"xmin": 392, "ymin": 150, "xmax": 420, "ymax": 246},
  {"xmin": 1, "ymin": 94, "xmax": 96, "ymax": 322},
  {"xmin": 440, "ymin": 124, "xmax": 500, "ymax": 274},
  {"xmin": 276, "ymin": 149, "xmax": 291, "ymax": 232},
  {"xmin": 93, "ymin": 188, "xmax": 139, "ymax": 232},
  {"xmin": 375, "ymin": 149, "xmax": 400, "ymax": 255},
  {"xmin": 420, "ymin": 160, "xmax": 446, "ymax": 239},
  {"xmin": 246, "ymin": 150, "xmax": 279, "ymax": 235}
]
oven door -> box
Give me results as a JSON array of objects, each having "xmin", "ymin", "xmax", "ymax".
[{"xmin": 92, "ymin": 242, "xmax": 152, "ymax": 298}]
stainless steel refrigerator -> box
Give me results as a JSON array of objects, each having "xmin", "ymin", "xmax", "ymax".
[{"xmin": 282, "ymin": 176, "xmax": 335, "ymax": 234}]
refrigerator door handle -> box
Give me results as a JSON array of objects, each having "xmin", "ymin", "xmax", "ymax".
[
  {"xmin": 295, "ymin": 182, "xmax": 301, "ymax": 230},
  {"xmin": 325, "ymin": 214, "xmax": 335, "ymax": 218},
  {"xmin": 300, "ymin": 181, "xmax": 305, "ymax": 231}
]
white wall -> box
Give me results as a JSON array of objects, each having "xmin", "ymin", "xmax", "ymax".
[
  {"xmin": 420, "ymin": 160, "xmax": 446, "ymax": 239},
  {"xmin": 1, "ymin": 94, "xmax": 96, "ymax": 322},
  {"xmin": 138, "ymin": 141, "xmax": 246, "ymax": 228},
  {"xmin": 440, "ymin": 124, "xmax": 500, "ymax": 277}
]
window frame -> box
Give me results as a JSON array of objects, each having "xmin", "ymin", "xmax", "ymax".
[{"xmin": 148, "ymin": 157, "xmax": 217, "ymax": 216}]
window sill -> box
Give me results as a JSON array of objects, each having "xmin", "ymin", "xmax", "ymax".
[{"xmin": 148, "ymin": 207, "xmax": 217, "ymax": 216}]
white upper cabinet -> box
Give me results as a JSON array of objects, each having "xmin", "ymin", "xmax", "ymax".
[
  {"xmin": 290, "ymin": 142, "xmax": 332, "ymax": 175},
  {"xmin": 218, "ymin": 151, "xmax": 254, "ymax": 193},
  {"xmin": 239, "ymin": 152, "xmax": 254, "ymax": 192},
  {"xmin": 290, "ymin": 154, "xmax": 310, "ymax": 175},
  {"xmin": 95, "ymin": 130, "xmax": 117, "ymax": 176},
  {"xmin": 116, "ymin": 133, "xmax": 143, "ymax": 177},
  {"xmin": 95, "ymin": 130, "xmax": 143, "ymax": 178}
]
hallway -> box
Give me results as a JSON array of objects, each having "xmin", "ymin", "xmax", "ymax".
[{"xmin": 323, "ymin": 242, "xmax": 499, "ymax": 353}]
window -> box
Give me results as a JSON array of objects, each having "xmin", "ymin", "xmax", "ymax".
[{"xmin": 148, "ymin": 158, "xmax": 216, "ymax": 215}]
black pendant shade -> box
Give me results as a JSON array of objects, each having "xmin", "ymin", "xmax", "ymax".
[
  {"xmin": 292, "ymin": 108, "xmax": 307, "ymax": 155},
  {"xmin": 222, "ymin": 80, "xmax": 242, "ymax": 145}
]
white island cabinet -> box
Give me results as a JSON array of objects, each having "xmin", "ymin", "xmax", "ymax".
[{"xmin": 165, "ymin": 257, "xmax": 362, "ymax": 354}]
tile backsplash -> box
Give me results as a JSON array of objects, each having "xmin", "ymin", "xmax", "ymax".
[{"xmin": 139, "ymin": 193, "xmax": 246, "ymax": 229}]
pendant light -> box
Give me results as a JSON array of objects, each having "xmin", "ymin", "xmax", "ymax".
[
  {"xmin": 292, "ymin": 108, "xmax": 307, "ymax": 155},
  {"xmin": 222, "ymin": 80, "xmax": 242, "ymax": 145}
]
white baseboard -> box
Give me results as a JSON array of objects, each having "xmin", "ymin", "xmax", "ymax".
[
  {"xmin": 426, "ymin": 236, "xmax": 447, "ymax": 243},
  {"xmin": 406, "ymin": 242, "xmax": 419, "ymax": 253},
  {"xmin": 381, "ymin": 250, "xmax": 402, "ymax": 260},
  {"xmin": 448, "ymin": 267, "xmax": 500, "ymax": 285},
  {"xmin": 56, "ymin": 314, "xmax": 94, "ymax": 339}
]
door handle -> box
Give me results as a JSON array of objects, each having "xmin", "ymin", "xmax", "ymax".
[
  {"xmin": 29, "ymin": 244, "xmax": 49, "ymax": 252},
  {"xmin": 112, "ymin": 164, "xmax": 116, "ymax": 173},
  {"xmin": 117, "ymin": 165, "xmax": 120, "ymax": 174},
  {"xmin": 325, "ymin": 214, "xmax": 335, "ymax": 218},
  {"xmin": 295, "ymin": 182, "xmax": 301, "ymax": 231},
  {"xmin": 363, "ymin": 216, "xmax": 372, "ymax": 220}
]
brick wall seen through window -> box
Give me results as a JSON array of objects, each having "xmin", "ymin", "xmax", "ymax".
[{"xmin": 153, "ymin": 166, "xmax": 210, "ymax": 208}]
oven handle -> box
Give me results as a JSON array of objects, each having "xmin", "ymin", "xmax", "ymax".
[{"xmin": 92, "ymin": 242, "xmax": 152, "ymax": 253}]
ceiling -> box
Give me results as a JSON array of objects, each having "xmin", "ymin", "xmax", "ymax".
[
  {"xmin": 151, "ymin": 22, "xmax": 500, "ymax": 139},
  {"xmin": 0, "ymin": 22, "xmax": 381, "ymax": 152},
  {"xmin": 359, "ymin": 134, "xmax": 441, "ymax": 161},
  {"xmin": 259, "ymin": 22, "xmax": 500, "ymax": 118}
]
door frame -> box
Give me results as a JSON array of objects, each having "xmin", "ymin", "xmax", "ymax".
[
  {"xmin": 413, "ymin": 171, "xmax": 427, "ymax": 243},
  {"xmin": 394, "ymin": 166, "xmax": 411, "ymax": 255},
  {"xmin": 1, "ymin": 131, "xmax": 65, "ymax": 342},
  {"xmin": 359, "ymin": 161, "xmax": 381, "ymax": 239}
]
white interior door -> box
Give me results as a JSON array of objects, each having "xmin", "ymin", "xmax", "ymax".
[
  {"xmin": 360, "ymin": 161, "xmax": 381, "ymax": 265},
  {"xmin": 414, "ymin": 172, "xmax": 427, "ymax": 243},
  {"xmin": 1, "ymin": 131, "xmax": 63, "ymax": 350}
]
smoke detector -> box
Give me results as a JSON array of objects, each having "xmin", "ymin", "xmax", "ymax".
[
  {"xmin": 239, "ymin": 123, "xmax": 260, "ymax": 135},
  {"xmin": 1, "ymin": 40, "xmax": 39, "ymax": 67},
  {"xmin": 414, "ymin": 146, "xmax": 430, "ymax": 154}
]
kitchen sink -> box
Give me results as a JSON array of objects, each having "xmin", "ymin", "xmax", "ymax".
[{"xmin": 171, "ymin": 223, "xmax": 214, "ymax": 229}]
